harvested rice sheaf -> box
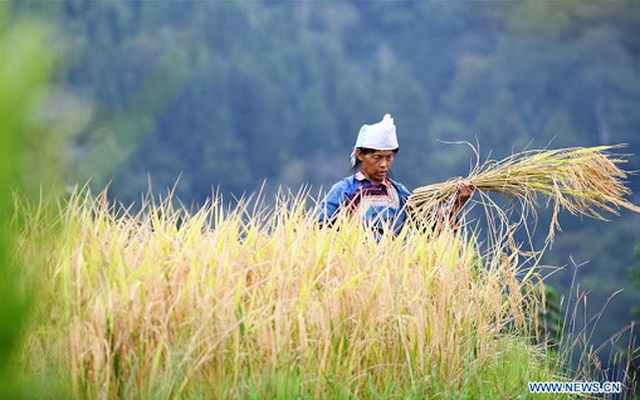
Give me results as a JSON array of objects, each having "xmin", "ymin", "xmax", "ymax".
[{"xmin": 408, "ymin": 145, "xmax": 640, "ymax": 241}]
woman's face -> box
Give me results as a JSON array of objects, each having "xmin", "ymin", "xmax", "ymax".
[{"xmin": 357, "ymin": 149, "xmax": 395, "ymax": 185}]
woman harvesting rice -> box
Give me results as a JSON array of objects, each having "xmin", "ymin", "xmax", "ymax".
[{"xmin": 318, "ymin": 113, "xmax": 475, "ymax": 236}]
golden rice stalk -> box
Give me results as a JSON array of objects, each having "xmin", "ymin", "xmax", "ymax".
[{"xmin": 408, "ymin": 145, "xmax": 640, "ymax": 241}]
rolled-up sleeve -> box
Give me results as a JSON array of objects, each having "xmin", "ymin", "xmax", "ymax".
[{"xmin": 393, "ymin": 181, "xmax": 412, "ymax": 203}]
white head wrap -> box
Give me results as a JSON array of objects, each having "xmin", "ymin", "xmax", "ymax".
[{"xmin": 350, "ymin": 113, "xmax": 398, "ymax": 167}]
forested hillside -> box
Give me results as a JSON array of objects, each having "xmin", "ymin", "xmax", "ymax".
[{"xmin": 13, "ymin": 0, "xmax": 640, "ymax": 364}]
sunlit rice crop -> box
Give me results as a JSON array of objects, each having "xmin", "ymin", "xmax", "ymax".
[
  {"xmin": 16, "ymin": 145, "xmax": 640, "ymax": 398},
  {"xmin": 16, "ymin": 184, "xmax": 560, "ymax": 398}
]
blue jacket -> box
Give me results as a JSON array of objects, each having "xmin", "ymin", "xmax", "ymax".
[{"xmin": 318, "ymin": 171, "xmax": 412, "ymax": 235}]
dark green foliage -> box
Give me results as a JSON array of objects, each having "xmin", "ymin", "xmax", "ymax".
[
  {"xmin": 631, "ymin": 244, "xmax": 640, "ymax": 318},
  {"xmin": 11, "ymin": 1, "xmax": 639, "ymax": 198},
  {"xmin": 535, "ymin": 286, "xmax": 565, "ymax": 348}
]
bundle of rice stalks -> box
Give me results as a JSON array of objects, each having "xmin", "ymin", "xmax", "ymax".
[{"xmin": 408, "ymin": 145, "xmax": 640, "ymax": 242}]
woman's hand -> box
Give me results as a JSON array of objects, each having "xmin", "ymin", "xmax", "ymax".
[
  {"xmin": 443, "ymin": 180, "xmax": 476, "ymax": 230},
  {"xmin": 455, "ymin": 180, "xmax": 475, "ymax": 207}
]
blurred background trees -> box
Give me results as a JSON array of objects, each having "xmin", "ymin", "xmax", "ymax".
[{"xmin": 9, "ymin": 0, "xmax": 640, "ymax": 372}]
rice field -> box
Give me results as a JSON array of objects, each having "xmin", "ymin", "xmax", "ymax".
[
  {"xmin": 12, "ymin": 181, "xmax": 576, "ymax": 399},
  {"xmin": 13, "ymin": 145, "xmax": 640, "ymax": 398}
]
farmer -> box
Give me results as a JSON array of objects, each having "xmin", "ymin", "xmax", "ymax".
[{"xmin": 318, "ymin": 113, "xmax": 474, "ymax": 236}]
